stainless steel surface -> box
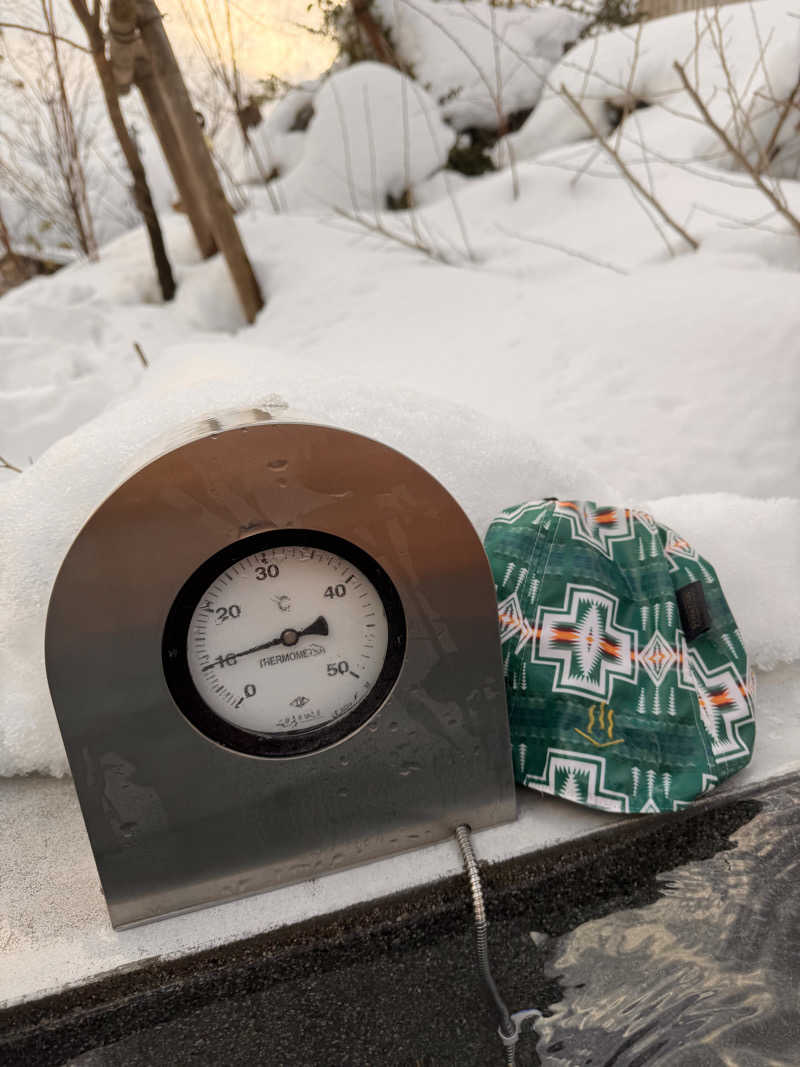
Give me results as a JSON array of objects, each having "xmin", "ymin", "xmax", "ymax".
[{"xmin": 45, "ymin": 420, "xmax": 516, "ymax": 928}]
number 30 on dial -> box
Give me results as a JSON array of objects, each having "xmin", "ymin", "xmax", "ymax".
[{"xmin": 162, "ymin": 530, "xmax": 406, "ymax": 758}]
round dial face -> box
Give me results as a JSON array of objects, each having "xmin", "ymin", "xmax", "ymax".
[{"xmin": 163, "ymin": 531, "xmax": 406, "ymax": 757}]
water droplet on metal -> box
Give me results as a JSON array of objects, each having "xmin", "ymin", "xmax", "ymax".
[
  {"xmin": 267, "ymin": 459, "xmax": 288, "ymax": 471},
  {"xmin": 277, "ymin": 477, "xmax": 288, "ymax": 489}
]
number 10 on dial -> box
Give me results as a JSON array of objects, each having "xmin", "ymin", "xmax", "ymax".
[{"xmin": 163, "ymin": 530, "xmax": 406, "ymax": 758}]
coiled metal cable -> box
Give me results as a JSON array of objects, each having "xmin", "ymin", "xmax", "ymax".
[{"xmin": 454, "ymin": 824, "xmax": 517, "ymax": 1065}]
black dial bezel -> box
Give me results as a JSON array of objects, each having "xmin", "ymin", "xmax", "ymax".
[{"xmin": 162, "ymin": 529, "xmax": 407, "ymax": 758}]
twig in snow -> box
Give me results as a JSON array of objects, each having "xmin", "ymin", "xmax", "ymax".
[
  {"xmin": 416, "ymin": 104, "xmax": 476, "ymax": 263},
  {"xmin": 759, "ymin": 70, "xmax": 800, "ymax": 174},
  {"xmin": 674, "ymin": 61, "xmax": 800, "ymax": 238},
  {"xmin": 497, "ymin": 225, "xmax": 629, "ymax": 275},
  {"xmin": 560, "ymin": 83, "xmax": 699, "ymax": 251},
  {"xmin": 613, "ymin": 22, "xmax": 643, "ymax": 156},
  {"xmin": 0, "ymin": 455, "xmax": 22, "ymax": 474},
  {"xmin": 331, "ymin": 208, "xmax": 454, "ymax": 265},
  {"xmin": 133, "ymin": 341, "xmax": 149, "ymax": 367}
]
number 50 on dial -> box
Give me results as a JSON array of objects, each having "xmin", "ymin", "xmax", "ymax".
[{"xmin": 163, "ymin": 529, "xmax": 406, "ymax": 758}]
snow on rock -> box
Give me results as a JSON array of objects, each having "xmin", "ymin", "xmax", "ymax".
[
  {"xmin": 498, "ymin": 0, "xmax": 800, "ymax": 168},
  {"xmin": 376, "ymin": 0, "xmax": 586, "ymax": 130},
  {"xmin": 646, "ymin": 494, "xmax": 800, "ymax": 673},
  {"xmin": 274, "ymin": 62, "xmax": 456, "ymax": 212},
  {"xmin": 0, "ymin": 342, "xmax": 613, "ymax": 778},
  {"xmin": 221, "ymin": 82, "xmax": 319, "ymax": 187}
]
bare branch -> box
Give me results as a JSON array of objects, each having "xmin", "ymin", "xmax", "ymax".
[
  {"xmin": 0, "ymin": 455, "xmax": 23, "ymax": 474},
  {"xmin": 0, "ymin": 21, "xmax": 92, "ymax": 53},
  {"xmin": 332, "ymin": 207, "xmax": 453, "ymax": 264},
  {"xmin": 560, "ymin": 83, "xmax": 699, "ymax": 251},
  {"xmin": 760, "ymin": 70, "xmax": 800, "ymax": 172},
  {"xmin": 674, "ymin": 60, "xmax": 800, "ymax": 239}
]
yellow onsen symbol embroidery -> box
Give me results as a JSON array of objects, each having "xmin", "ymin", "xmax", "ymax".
[{"xmin": 574, "ymin": 701, "xmax": 625, "ymax": 748}]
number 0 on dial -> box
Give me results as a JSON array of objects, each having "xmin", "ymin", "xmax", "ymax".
[{"xmin": 162, "ymin": 530, "xmax": 406, "ymax": 757}]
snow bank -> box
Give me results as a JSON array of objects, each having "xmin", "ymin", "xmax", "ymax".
[
  {"xmin": 274, "ymin": 63, "xmax": 455, "ymax": 212},
  {"xmin": 499, "ymin": 0, "xmax": 800, "ymax": 168},
  {"xmin": 2, "ymin": 333, "xmax": 797, "ymax": 778},
  {"xmin": 0, "ymin": 341, "xmax": 614, "ymax": 777},
  {"xmin": 375, "ymin": 0, "xmax": 585, "ymax": 129}
]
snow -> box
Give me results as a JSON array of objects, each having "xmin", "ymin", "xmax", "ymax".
[
  {"xmin": 1, "ymin": 174, "xmax": 799, "ymax": 775},
  {"xmin": 499, "ymin": 0, "xmax": 800, "ymax": 170},
  {"xmin": 0, "ymin": 1, "xmax": 798, "ymax": 1014},
  {"xmin": 375, "ymin": 0, "xmax": 585, "ymax": 129},
  {"xmin": 0, "ymin": 4, "xmax": 798, "ymax": 789},
  {"xmin": 273, "ymin": 63, "xmax": 456, "ymax": 212}
]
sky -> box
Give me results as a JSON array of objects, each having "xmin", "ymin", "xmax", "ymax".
[
  {"xmin": 141, "ymin": 0, "xmax": 335, "ymax": 83},
  {"xmin": 0, "ymin": 0, "xmax": 336, "ymax": 85}
]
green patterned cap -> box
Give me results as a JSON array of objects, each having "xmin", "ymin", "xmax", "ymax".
[{"xmin": 483, "ymin": 500, "xmax": 756, "ymax": 814}]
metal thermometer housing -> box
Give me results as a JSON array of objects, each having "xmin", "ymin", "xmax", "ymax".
[
  {"xmin": 163, "ymin": 530, "xmax": 406, "ymax": 757},
  {"xmin": 45, "ymin": 413, "xmax": 516, "ymax": 929}
]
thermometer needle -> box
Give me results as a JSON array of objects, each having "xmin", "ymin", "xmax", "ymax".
[{"xmin": 201, "ymin": 616, "xmax": 329, "ymax": 670}]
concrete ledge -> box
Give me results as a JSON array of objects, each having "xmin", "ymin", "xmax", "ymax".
[{"xmin": 2, "ymin": 778, "xmax": 782, "ymax": 1067}]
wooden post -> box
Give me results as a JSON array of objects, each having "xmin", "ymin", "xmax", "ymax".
[
  {"xmin": 70, "ymin": 0, "xmax": 176, "ymax": 300},
  {"xmin": 108, "ymin": 0, "xmax": 138, "ymax": 91},
  {"xmin": 136, "ymin": 0, "xmax": 264, "ymax": 322},
  {"xmin": 133, "ymin": 53, "xmax": 217, "ymax": 259}
]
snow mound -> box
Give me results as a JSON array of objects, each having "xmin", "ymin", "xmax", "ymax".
[
  {"xmin": 0, "ymin": 342, "xmax": 612, "ymax": 777},
  {"xmin": 375, "ymin": 0, "xmax": 585, "ymax": 130},
  {"xmin": 499, "ymin": 0, "xmax": 800, "ymax": 168},
  {"xmin": 274, "ymin": 63, "xmax": 456, "ymax": 212}
]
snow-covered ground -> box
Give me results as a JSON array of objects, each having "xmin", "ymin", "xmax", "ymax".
[
  {"xmin": 2, "ymin": 134, "xmax": 799, "ymax": 774},
  {"xmin": 0, "ymin": 0, "xmax": 797, "ymax": 773}
]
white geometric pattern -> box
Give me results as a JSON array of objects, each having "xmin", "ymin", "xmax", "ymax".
[
  {"xmin": 632, "ymin": 508, "xmax": 659, "ymax": 534},
  {"xmin": 687, "ymin": 648, "xmax": 755, "ymax": 764},
  {"xmin": 554, "ymin": 501, "xmax": 635, "ymax": 560},
  {"xmin": 535, "ymin": 584, "xmax": 638, "ymax": 699},
  {"xmin": 639, "ymin": 630, "xmax": 676, "ymax": 687},
  {"xmin": 525, "ymin": 749, "xmax": 630, "ymax": 813},
  {"xmin": 662, "ymin": 527, "xmax": 699, "ymax": 573},
  {"xmin": 497, "ymin": 591, "xmax": 536, "ymax": 655},
  {"xmin": 493, "ymin": 500, "xmax": 551, "ymax": 526}
]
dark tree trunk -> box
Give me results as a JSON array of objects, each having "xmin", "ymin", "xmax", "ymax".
[{"xmin": 70, "ymin": 0, "xmax": 176, "ymax": 301}]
